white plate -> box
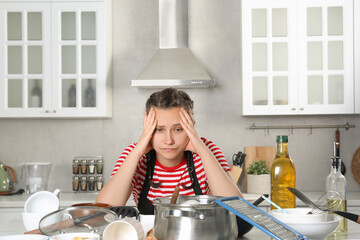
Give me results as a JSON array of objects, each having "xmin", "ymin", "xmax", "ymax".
[{"xmin": 0, "ymin": 235, "xmax": 49, "ymax": 240}]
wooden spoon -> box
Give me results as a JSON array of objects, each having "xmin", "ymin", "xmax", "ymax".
[{"xmin": 170, "ymin": 186, "xmax": 180, "ymax": 204}]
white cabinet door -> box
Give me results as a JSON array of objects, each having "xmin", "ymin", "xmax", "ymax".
[
  {"xmin": 51, "ymin": 2, "xmax": 107, "ymax": 117},
  {"xmin": 297, "ymin": 0, "xmax": 354, "ymax": 115},
  {"xmin": 0, "ymin": 3, "xmax": 52, "ymax": 117},
  {"xmin": 0, "ymin": 1, "xmax": 111, "ymax": 118},
  {"xmin": 242, "ymin": 0, "xmax": 354, "ymax": 116},
  {"xmin": 355, "ymin": 0, "xmax": 360, "ymax": 113}
]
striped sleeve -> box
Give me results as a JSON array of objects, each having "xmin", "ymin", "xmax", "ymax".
[{"xmin": 201, "ymin": 137, "xmax": 230, "ymax": 172}]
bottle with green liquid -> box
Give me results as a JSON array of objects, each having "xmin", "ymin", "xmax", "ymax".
[{"xmin": 326, "ymin": 143, "xmax": 347, "ymax": 233}]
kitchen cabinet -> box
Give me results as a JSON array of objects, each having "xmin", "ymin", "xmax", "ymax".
[
  {"xmin": 355, "ymin": 0, "xmax": 360, "ymax": 113},
  {"xmin": 242, "ymin": 0, "xmax": 354, "ymax": 115},
  {"xmin": 0, "ymin": 0, "xmax": 112, "ymax": 118}
]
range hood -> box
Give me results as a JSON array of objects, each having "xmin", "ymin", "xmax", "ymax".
[{"xmin": 131, "ymin": 0, "xmax": 215, "ymax": 88}]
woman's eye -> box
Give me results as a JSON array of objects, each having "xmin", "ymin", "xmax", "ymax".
[
  {"xmin": 175, "ymin": 128, "xmax": 183, "ymax": 132},
  {"xmin": 156, "ymin": 128, "xmax": 163, "ymax": 132}
]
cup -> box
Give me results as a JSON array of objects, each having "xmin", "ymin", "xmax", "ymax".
[
  {"xmin": 24, "ymin": 162, "xmax": 51, "ymax": 194},
  {"xmin": 103, "ymin": 218, "xmax": 144, "ymax": 240},
  {"xmin": 139, "ymin": 214, "xmax": 155, "ymax": 236},
  {"xmin": 24, "ymin": 189, "xmax": 61, "ymax": 214},
  {"xmin": 22, "ymin": 212, "xmax": 47, "ymax": 231}
]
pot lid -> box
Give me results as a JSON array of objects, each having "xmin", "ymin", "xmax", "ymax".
[{"xmin": 39, "ymin": 206, "xmax": 118, "ymax": 236}]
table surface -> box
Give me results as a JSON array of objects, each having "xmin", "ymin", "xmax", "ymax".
[{"xmin": 1, "ymin": 191, "xmax": 359, "ymax": 239}]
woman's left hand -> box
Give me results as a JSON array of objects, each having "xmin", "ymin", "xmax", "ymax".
[{"xmin": 179, "ymin": 108, "xmax": 203, "ymax": 153}]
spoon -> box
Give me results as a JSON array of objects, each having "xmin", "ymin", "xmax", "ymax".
[{"xmin": 170, "ymin": 186, "xmax": 180, "ymax": 204}]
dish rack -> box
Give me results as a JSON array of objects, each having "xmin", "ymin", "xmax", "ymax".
[{"xmin": 216, "ymin": 196, "xmax": 308, "ymax": 240}]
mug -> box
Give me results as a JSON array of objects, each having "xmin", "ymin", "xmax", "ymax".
[
  {"xmin": 24, "ymin": 189, "xmax": 61, "ymax": 214},
  {"xmin": 103, "ymin": 218, "xmax": 144, "ymax": 240}
]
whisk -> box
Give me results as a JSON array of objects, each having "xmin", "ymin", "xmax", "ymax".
[
  {"xmin": 287, "ymin": 187, "xmax": 360, "ymax": 224},
  {"xmin": 309, "ymin": 190, "xmax": 343, "ymax": 214}
]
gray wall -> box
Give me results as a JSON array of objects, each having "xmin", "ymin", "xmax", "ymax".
[{"xmin": 1, "ymin": 0, "xmax": 360, "ymax": 194}]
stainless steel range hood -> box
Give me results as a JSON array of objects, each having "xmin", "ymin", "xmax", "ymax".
[{"xmin": 131, "ymin": 0, "xmax": 215, "ymax": 88}]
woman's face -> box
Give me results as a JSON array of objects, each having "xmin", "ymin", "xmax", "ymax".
[{"xmin": 151, "ymin": 107, "xmax": 189, "ymax": 165}]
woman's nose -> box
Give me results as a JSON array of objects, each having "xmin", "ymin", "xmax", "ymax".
[{"xmin": 165, "ymin": 131, "xmax": 175, "ymax": 144}]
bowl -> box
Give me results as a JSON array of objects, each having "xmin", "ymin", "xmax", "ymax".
[
  {"xmin": 284, "ymin": 215, "xmax": 342, "ymax": 239},
  {"xmin": 271, "ymin": 208, "xmax": 341, "ymax": 239},
  {"xmin": 0, "ymin": 235, "xmax": 49, "ymax": 240},
  {"xmin": 50, "ymin": 233, "xmax": 100, "ymax": 240},
  {"xmin": 271, "ymin": 208, "xmax": 328, "ymax": 223}
]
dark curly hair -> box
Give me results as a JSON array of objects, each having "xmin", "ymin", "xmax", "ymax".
[{"xmin": 145, "ymin": 88, "xmax": 194, "ymax": 113}]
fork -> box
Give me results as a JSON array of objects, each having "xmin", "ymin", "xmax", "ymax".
[{"xmin": 286, "ymin": 187, "xmax": 360, "ymax": 224}]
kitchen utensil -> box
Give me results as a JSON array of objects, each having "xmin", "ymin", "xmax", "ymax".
[
  {"xmin": 271, "ymin": 208, "xmax": 328, "ymax": 223},
  {"xmin": 216, "ymin": 196, "xmax": 306, "ymax": 240},
  {"xmin": 38, "ymin": 206, "xmax": 118, "ymax": 236},
  {"xmin": 153, "ymin": 195, "xmax": 237, "ymax": 240},
  {"xmin": 351, "ymin": 147, "xmax": 360, "ymax": 185},
  {"xmin": 103, "ymin": 218, "xmax": 144, "ymax": 240},
  {"xmin": 236, "ymin": 194, "xmax": 267, "ymax": 237},
  {"xmin": 286, "ymin": 187, "xmax": 360, "ymax": 223},
  {"xmin": 23, "ymin": 162, "xmax": 51, "ymax": 194},
  {"xmin": 170, "ymin": 186, "xmax": 180, "ymax": 204},
  {"xmin": 261, "ymin": 195, "xmax": 288, "ymax": 214},
  {"xmin": 0, "ymin": 162, "xmax": 16, "ymax": 193},
  {"xmin": 24, "ymin": 189, "xmax": 61, "ymax": 214}
]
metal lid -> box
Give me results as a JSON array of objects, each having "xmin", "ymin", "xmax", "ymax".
[
  {"xmin": 276, "ymin": 135, "xmax": 288, "ymax": 143},
  {"xmin": 39, "ymin": 206, "xmax": 118, "ymax": 236}
]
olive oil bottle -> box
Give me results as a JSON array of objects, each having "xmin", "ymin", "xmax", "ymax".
[
  {"xmin": 326, "ymin": 153, "xmax": 347, "ymax": 233},
  {"xmin": 271, "ymin": 135, "xmax": 296, "ymax": 210}
]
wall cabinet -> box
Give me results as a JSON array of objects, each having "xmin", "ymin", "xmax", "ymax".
[
  {"xmin": 0, "ymin": 0, "xmax": 112, "ymax": 118},
  {"xmin": 242, "ymin": 0, "xmax": 353, "ymax": 115}
]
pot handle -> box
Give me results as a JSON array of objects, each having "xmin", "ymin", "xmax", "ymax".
[
  {"xmin": 4, "ymin": 166, "xmax": 16, "ymax": 183},
  {"xmin": 163, "ymin": 209, "xmax": 205, "ymax": 220}
]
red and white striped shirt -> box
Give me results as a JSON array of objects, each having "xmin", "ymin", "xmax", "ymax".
[{"xmin": 111, "ymin": 137, "xmax": 230, "ymax": 205}]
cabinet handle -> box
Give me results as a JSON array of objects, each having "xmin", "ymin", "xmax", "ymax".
[
  {"xmin": 45, "ymin": 110, "xmax": 49, "ymax": 113},
  {"xmin": 299, "ymin": 107, "xmax": 304, "ymax": 111},
  {"xmin": 291, "ymin": 107, "xmax": 296, "ymax": 111},
  {"xmin": 53, "ymin": 110, "xmax": 56, "ymax": 113}
]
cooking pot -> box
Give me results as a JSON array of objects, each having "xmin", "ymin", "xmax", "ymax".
[
  {"xmin": 0, "ymin": 162, "xmax": 16, "ymax": 193},
  {"xmin": 153, "ymin": 195, "xmax": 237, "ymax": 240}
]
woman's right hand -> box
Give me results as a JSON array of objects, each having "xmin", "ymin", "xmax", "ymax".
[{"xmin": 136, "ymin": 108, "xmax": 157, "ymax": 155}]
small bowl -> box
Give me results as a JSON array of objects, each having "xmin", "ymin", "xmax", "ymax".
[
  {"xmin": 50, "ymin": 233, "xmax": 100, "ymax": 240},
  {"xmin": 271, "ymin": 208, "xmax": 328, "ymax": 223}
]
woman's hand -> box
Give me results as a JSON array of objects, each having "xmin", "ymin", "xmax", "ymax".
[
  {"xmin": 179, "ymin": 108, "xmax": 204, "ymax": 153},
  {"xmin": 137, "ymin": 108, "xmax": 157, "ymax": 155}
]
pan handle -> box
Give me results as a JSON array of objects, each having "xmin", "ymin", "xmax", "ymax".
[{"xmin": 163, "ymin": 209, "xmax": 205, "ymax": 220}]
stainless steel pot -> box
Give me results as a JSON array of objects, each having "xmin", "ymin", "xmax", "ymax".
[{"xmin": 153, "ymin": 195, "xmax": 237, "ymax": 240}]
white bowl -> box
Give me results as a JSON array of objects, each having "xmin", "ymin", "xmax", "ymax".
[
  {"xmin": 271, "ymin": 207, "xmax": 328, "ymax": 223},
  {"xmin": 271, "ymin": 208, "xmax": 341, "ymax": 239},
  {"xmin": 0, "ymin": 235, "xmax": 49, "ymax": 240},
  {"xmin": 50, "ymin": 233, "xmax": 99, "ymax": 240},
  {"xmin": 22, "ymin": 212, "xmax": 47, "ymax": 231},
  {"xmin": 285, "ymin": 215, "xmax": 342, "ymax": 239}
]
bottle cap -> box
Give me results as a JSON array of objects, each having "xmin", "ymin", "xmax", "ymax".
[{"xmin": 276, "ymin": 135, "xmax": 288, "ymax": 143}]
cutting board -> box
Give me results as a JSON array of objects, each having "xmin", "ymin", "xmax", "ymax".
[{"xmin": 244, "ymin": 146, "xmax": 275, "ymax": 192}]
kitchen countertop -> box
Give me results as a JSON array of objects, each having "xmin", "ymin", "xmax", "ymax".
[{"xmin": 0, "ymin": 191, "xmax": 359, "ymax": 238}]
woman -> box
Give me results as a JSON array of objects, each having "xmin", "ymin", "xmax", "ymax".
[{"xmin": 96, "ymin": 88, "xmax": 242, "ymax": 214}]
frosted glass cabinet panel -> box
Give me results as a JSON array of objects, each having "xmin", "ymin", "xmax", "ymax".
[
  {"xmin": 0, "ymin": 1, "xmax": 111, "ymax": 117},
  {"xmin": 242, "ymin": 0, "xmax": 354, "ymax": 115}
]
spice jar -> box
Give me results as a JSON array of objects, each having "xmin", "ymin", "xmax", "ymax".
[
  {"xmin": 80, "ymin": 159, "xmax": 88, "ymax": 174},
  {"xmin": 72, "ymin": 159, "xmax": 79, "ymax": 174},
  {"xmin": 88, "ymin": 176, "xmax": 96, "ymax": 191},
  {"xmin": 96, "ymin": 176, "xmax": 104, "ymax": 191},
  {"xmin": 88, "ymin": 159, "xmax": 96, "ymax": 174},
  {"xmin": 80, "ymin": 176, "xmax": 87, "ymax": 191},
  {"xmin": 96, "ymin": 159, "xmax": 103, "ymax": 174},
  {"xmin": 72, "ymin": 176, "xmax": 79, "ymax": 191}
]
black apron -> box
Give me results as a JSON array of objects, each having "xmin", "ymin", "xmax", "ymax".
[{"xmin": 137, "ymin": 151, "xmax": 203, "ymax": 215}]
